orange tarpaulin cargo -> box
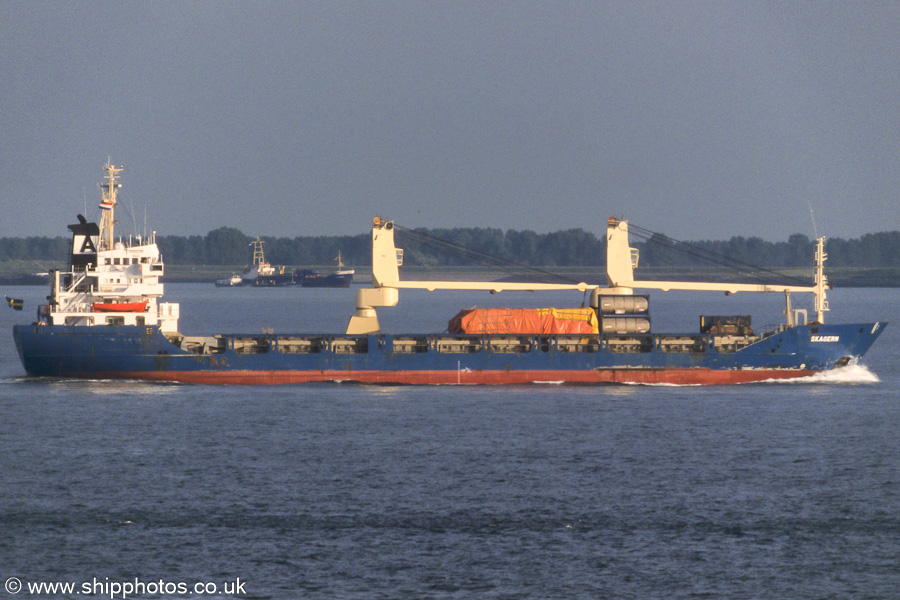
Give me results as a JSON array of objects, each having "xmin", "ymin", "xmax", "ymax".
[{"xmin": 448, "ymin": 308, "xmax": 599, "ymax": 335}]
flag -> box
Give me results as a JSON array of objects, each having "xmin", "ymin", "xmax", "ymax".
[{"xmin": 5, "ymin": 296, "xmax": 23, "ymax": 311}]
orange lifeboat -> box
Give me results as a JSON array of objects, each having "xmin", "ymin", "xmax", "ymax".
[{"xmin": 92, "ymin": 300, "xmax": 148, "ymax": 313}]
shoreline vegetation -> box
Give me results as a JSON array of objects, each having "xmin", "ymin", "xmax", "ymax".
[
  {"xmin": 1, "ymin": 226, "xmax": 897, "ymax": 287},
  {"xmin": 1, "ymin": 262, "xmax": 896, "ymax": 287}
]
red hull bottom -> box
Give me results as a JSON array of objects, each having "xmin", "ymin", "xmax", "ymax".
[{"xmin": 82, "ymin": 368, "xmax": 819, "ymax": 386}]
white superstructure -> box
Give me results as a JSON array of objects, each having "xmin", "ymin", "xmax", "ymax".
[
  {"xmin": 41, "ymin": 161, "xmax": 180, "ymax": 332},
  {"xmin": 242, "ymin": 238, "xmax": 275, "ymax": 283}
]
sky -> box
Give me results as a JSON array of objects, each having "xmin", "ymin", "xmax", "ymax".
[{"xmin": 1, "ymin": 1, "xmax": 897, "ymax": 242}]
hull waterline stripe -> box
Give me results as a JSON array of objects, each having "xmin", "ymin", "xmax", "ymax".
[{"xmin": 59, "ymin": 368, "xmax": 819, "ymax": 386}]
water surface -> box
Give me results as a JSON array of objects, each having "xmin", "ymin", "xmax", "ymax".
[{"xmin": 1, "ymin": 285, "xmax": 896, "ymax": 599}]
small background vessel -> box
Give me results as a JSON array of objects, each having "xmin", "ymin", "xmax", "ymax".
[
  {"xmin": 215, "ymin": 274, "xmax": 243, "ymax": 287},
  {"xmin": 297, "ymin": 252, "xmax": 355, "ymax": 288},
  {"xmin": 236, "ymin": 240, "xmax": 354, "ymax": 287}
]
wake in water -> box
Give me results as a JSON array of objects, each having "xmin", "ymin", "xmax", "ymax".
[
  {"xmin": 621, "ymin": 381, "xmax": 701, "ymax": 387},
  {"xmin": 766, "ymin": 364, "xmax": 880, "ymax": 385},
  {"xmin": 615, "ymin": 364, "xmax": 881, "ymax": 387}
]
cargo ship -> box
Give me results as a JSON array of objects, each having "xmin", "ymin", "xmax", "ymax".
[
  {"xmin": 231, "ymin": 239, "xmax": 354, "ymax": 287},
  {"xmin": 12, "ymin": 163, "xmax": 886, "ymax": 385},
  {"xmin": 296, "ymin": 252, "xmax": 355, "ymax": 288}
]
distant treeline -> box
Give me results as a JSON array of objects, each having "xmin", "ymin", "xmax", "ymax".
[{"xmin": 2, "ymin": 226, "xmax": 899, "ymax": 269}]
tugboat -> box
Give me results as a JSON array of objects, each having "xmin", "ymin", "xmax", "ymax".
[
  {"xmin": 12, "ymin": 163, "xmax": 887, "ymax": 385},
  {"xmin": 215, "ymin": 274, "xmax": 243, "ymax": 287},
  {"xmin": 242, "ymin": 238, "xmax": 294, "ymax": 286}
]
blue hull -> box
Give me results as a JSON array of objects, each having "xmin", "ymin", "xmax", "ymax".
[
  {"xmin": 251, "ymin": 272, "xmax": 353, "ymax": 287},
  {"xmin": 13, "ymin": 322, "xmax": 887, "ymax": 385},
  {"xmin": 300, "ymin": 273, "xmax": 353, "ymax": 288}
]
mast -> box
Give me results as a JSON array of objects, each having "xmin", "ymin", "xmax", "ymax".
[
  {"xmin": 98, "ymin": 161, "xmax": 123, "ymax": 251},
  {"xmin": 250, "ymin": 238, "xmax": 266, "ymax": 267},
  {"xmin": 813, "ymin": 236, "xmax": 829, "ymax": 323}
]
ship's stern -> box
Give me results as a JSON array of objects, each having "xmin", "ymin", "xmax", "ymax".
[{"xmin": 12, "ymin": 324, "xmax": 42, "ymax": 376}]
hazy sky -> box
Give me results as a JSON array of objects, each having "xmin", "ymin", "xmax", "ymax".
[{"xmin": 1, "ymin": 1, "xmax": 897, "ymax": 242}]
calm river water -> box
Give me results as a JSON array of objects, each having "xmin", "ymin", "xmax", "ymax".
[{"xmin": 1, "ymin": 285, "xmax": 896, "ymax": 599}]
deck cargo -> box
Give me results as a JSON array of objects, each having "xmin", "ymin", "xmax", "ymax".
[
  {"xmin": 600, "ymin": 316, "xmax": 651, "ymax": 335},
  {"xmin": 448, "ymin": 308, "xmax": 599, "ymax": 335},
  {"xmin": 700, "ymin": 315, "xmax": 753, "ymax": 336},
  {"xmin": 597, "ymin": 295, "xmax": 649, "ymax": 314}
]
